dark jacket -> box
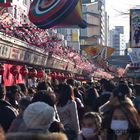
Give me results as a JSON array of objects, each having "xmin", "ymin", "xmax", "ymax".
[
  {"xmin": 0, "ymin": 100, "xmax": 17, "ymax": 132},
  {"xmin": 96, "ymin": 91, "xmax": 111, "ymax": 110},
  {"xmin": 85, "ymin": 87, "xmax": 99, "ymax": 112}
]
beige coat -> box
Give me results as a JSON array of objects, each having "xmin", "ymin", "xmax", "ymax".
[{"xmin": 57, "ymin": 100, "xmax": 80, "ymax": 134}]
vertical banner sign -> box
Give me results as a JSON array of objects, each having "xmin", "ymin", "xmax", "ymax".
[{"xmin": 130, "ymin": 9, "xmax": 140, "ymax": 48}]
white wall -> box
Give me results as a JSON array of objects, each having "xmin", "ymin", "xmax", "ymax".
[{"xmin": 8, "ymin": 0, "xmax": 31, "ymax": 23}]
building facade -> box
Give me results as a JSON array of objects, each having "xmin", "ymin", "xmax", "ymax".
[
  {"xmin": 105, "ymin": 11, "xmax": 109, "ymax": 46},
  {"xmin": 80, "ymin": 1, "xmax": 100, "ymax": 46},
  {"xmin": 1, "ymin": 0, "xmax": 31, "ymax": 24},
  {"xmin": 109, "ymin": 26, "xmax": 126, "ymax": 56},
  {"xmin": 80, "ymin": 0, "xmax": 108, "ymax": 49},
  {"xmin": 57, "ymin": 28, "xmax": 80, "ymax": 51},
  {"xmin": 100, "ymin": 0, "xmax": 106, "ymax": 45}
]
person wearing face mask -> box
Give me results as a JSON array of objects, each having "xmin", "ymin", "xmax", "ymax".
[
  {"xmin": 101, "ymin": 84, "xmax": 140, "ymax": 140},
  {"xmin": 78, "ymin": 112, "xmax": 102, "ymax": 140},
  {"xmin": 109, "ymin": 105, "xmax": 140, "ymax": 140}
]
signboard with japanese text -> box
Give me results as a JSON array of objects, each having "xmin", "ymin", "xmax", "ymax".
[
  {"xmin": 67, "ymin": 62, "xmax": 75, "ymax": 72},
  {"xmin": 46, "ymin": 55, "xmax": 68, "ymax": 71},
  {"xmin": 130, "ymin": 9, "xmax": 140, "ymax": 48},
  {"xmin": 73, "ymin": 67, "xmax": 83, "ymax": 74},
  {"xmin": 128, "ymin": 48, "xmax": 140, "ymax": 65},
  {"xmin": 0, "ymin": 39, "xmax": 48, "ymax": 67},
  {"xmin": 46, "ymin": 56, "xmax": 55, "ymax": 68},
  {"xmin": 54, "ymin": 59, "xmax": 68, "ymax": 71},
  {"xmin": 0, "ymin": 41, "xmax": 11, "ymax": 59}
]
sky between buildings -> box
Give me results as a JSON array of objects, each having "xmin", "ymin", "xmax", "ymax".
[{"xmin": 106, "ymin": 0, "xmax": 140, "ymax": 42}]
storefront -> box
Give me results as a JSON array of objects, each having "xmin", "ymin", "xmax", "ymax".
[{"xmin": 0, "ymin": 32, "xmax": 90, "ymax": 86}]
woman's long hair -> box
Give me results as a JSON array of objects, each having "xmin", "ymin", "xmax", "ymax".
[
  {"xmin": 108, "ymin": 102, "xmax": 140, "ymax": 140},
  {"xmin": 119, "ymin": 102, "xmax": 140, "ymax": 130},
  {"xmin": 112, "ymin": 84, "xmax": 140, "ymax": 129},
  {"xmin": 105, "ymin": 84, "xmax": 140, "ymax": 140},
  {"xmin": 57, "ymin": 84, "xmax": 75, "ymax": 107}
]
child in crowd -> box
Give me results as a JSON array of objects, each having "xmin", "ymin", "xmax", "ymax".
[{"xmin": 78, "ymin": 112, "xmax": 102, "ymax": 140}]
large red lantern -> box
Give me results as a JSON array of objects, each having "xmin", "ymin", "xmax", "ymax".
[
  {"xmin": 68, "ymin": 74, "xmax": 71, "ymax": 78},
  {"xmin": 54, "ymin": 72, "xmax": 58, "ymax": 79},
  {"xmin": 69, "ymin": 74, "xmax": 73, "ymax": 78},
  {"xmin": 20, "ymin": 66, "xmax": 28, "ymax": 77},
  {"xmin": 76, "ymin": 77, "xmax": 79, "ymax": 80},
  {"xmin": 0, "ymin": 65, "xmax": 4, "ymax": 75},
  {"xmin": 56, "ymin": 73, "xmax": 61, "ymax": 79},
  {"xmin": 61, "ymin": 73, "xmax": 65, "ymax": 78},
  {"xmin": 65, "ymin": 74, "xmax": 69, "ymax": 79},
  {"xmin": 10, "ymin": 65, "xmax": 18, "ymax": 76},
  {"xmin": 50, "ymin": 72, "xmax": 54, "ymax": 78},
  {"xmin": 29, "ymin": 68, "xmax": 37, "ymax": 77},
  {"xmin": 37, "ymin": 69, "xmax": 44, "ymax": 78},
  {"xmin": 50, "ymin": 72, "xmax": 55, "ymax": 78}
]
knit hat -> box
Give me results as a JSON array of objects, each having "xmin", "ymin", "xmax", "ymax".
[{"xmin": 23, "ymin": 102, "xmax": 55, "ymax": 129}]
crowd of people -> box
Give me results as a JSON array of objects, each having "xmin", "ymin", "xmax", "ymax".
[{"xmin": 0, "ymin": 77, "xmax": 140, "ymax": 140}]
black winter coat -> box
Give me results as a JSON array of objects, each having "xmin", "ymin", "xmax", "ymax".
[{"xmin": 0, "ymin": 100, "xmax": 17, "ymax": 132}]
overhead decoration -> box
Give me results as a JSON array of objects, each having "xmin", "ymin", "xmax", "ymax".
[
  {"xmin": 50, "ymin": 72, "xmax": 57, "ymax": 78},
  {"xmin": 106, "ymin": 47, "xmax": 115, "ymax": 58},
  {"xmin": 56, "ymin": 72, "xmax": 61, "ymax": 79},
  {"xmin": 37, "ymin": 69, "xmax": 44, "ymax": 78},
  {"xmin": 29, "ymin": 68, "xmax": 37, "ymax": 77},
  {"xmin": 83, "ymin": 45, "xmax": 115, "ymax": 60},
  {"xmin": 83, "ymin": 45, "xmax": 103, "ymax": 57},
  {"xmin": 0, "ymin": 12, "xmax": 13, "ymax": 25},
  {"xmin": 20, "ymin": 66, "xmax": 29, "ymax": 77},
  {"xmin": 29, "ymin": 0, "xmax": 87, "ymax": 29},
  {"xmin": 0, "ymin": 11, "xmax": 94, "ymax": 74}
]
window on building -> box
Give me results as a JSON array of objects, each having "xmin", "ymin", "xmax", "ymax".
[
  {"xmin": 83, "ymin": 5, "xmax": 87, "ymax": 12},
  {"xmin": 80, "ymin": 29, "xmax": 87, "ymax": 37}
]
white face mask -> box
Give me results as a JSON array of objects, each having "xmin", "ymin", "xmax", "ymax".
[
  {"xmin": 111, "ymin": 120, "xmax": 129, "ymax": 136},
  {"xmin": 82, "ymin": 128, "xmax": 95, "ymax": 138}
]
